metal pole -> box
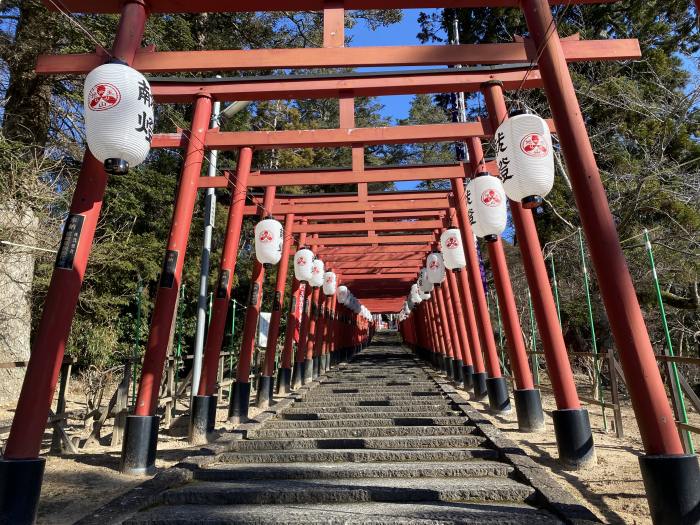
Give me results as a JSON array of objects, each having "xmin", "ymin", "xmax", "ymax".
[
  {"xmin": 527, "ymin": 290, "xmax": 539, "ymax": 385},
  {"xmin": 578, "ymin": 228, "xmax": 607, "ymax": 432},
  {"xmin": 644, "ymin": 229, "xmax": 693, "ymax": 453},
  {"xmin": 122, "ymin": 93, "xmax": 213, "ymax": 474},
  {"xmin": 229, "ymin": 186, "xmax": 276, "ymax": 423},
  {"xmin": 228, "ymin": 299, "xmax": 237, "ymax": 403},
  {"xmin": 131, "ymin": 276, "xmax": 143, "ymax": 407},
  {"xmin": 198, "ymin": 147, "xmax": 252, "ymax": 398},
  {"xmin": 191, "ymin": 100, "xmax": 221, "ymax": 400},
  {"xmin": 549, "ymin": 254, "xmax": 562, "ymax": 327},
  {"xmin": 173, "ymin": 284, "xmax": 185, "ymax": 418}
]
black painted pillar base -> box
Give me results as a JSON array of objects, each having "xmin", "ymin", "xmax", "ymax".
[
  {"xmin": 312, "ymin": 356, "xmax": 320, "ymax": 379},
  {"xmin": 189, "ymin": 395, "xmax": 215, "ymax": 445},
  {"xmin": 513, "ymin": 389, "xmax": 545, "ymax": 432},
  {"xmin": 639, "ymin": 453, "xmax": 700, "ymax": 525},
  {"xmin": 256, "ymin": 375, "xmax": 273, "ymax": 408},
  {"xmin": 0, "ymin": 457, "xmax": 45, "ymax": 525},
  {"xmin": 276, "ymin": 367, "xmax": 292, "ymax": 395},
  {"xmin": 552, "ymin": 408, "xmax": 596, "ymax": 469},
  {"xmin": 291, "ymin": 362, "xmax": 303, "ymax": 390},
  {"xmin": 486, "ymin": 377, "xmax": 511, "ymax": 413},
  {"xmin": 447, "ymin": 357, "xmax": 456, "ymax": 379},
  {"xmin": 325, "ymin": 353, "xmax": 331, "ymax": 371},
  {"xmin": 472, "ymin": 372, "xmax": 488, "ymax": 400},
  {"xmin": 462, "ymin": 365, "xmax": 474, "ymax": 390},
  {"xmin": 302, "ymin": 358, "xmax": 314, "ymax": 384},
  {"xmin": 452, "ymin": 359, "xmax": 463, "ymax": 383},
  {"xmin": 228, "ymin": 381, "xmax": 251, "ymax": 424},
  {"xmin": 120, "ymin": 415, "xmax": 159, "ymax": 475},
  {"xmin": 208, "ymin": 395, "xmax": 218, "ymax": 433}
]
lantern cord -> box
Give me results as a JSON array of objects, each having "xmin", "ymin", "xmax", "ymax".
[
  {"xmin": 508, "ymin": 0, "xmax": 574, "ymax": 122},
  {"xmin": 46, "ymin": 0, "xmax": 113, "ymax": 58}
]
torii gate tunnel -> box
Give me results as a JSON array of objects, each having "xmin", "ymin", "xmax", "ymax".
[{"xmin": 1, "ymin": 1, "xmax": 698, "ymax": 524}]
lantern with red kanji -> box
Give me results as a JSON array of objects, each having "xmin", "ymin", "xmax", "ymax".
[
  {"xmin": 495, "ymin": 110, "xmax": 554, "ymax": 208},
  {"xmin": 84, "ymin": 62, "xmax": 154, "ymax": 174}
]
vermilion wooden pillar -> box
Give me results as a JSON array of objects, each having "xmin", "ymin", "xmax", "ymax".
[
  {"xmin": 482, "ymin": 80, "xmax": 589, "ymax": 459},
  {"xmin": 0, "ymin": 3, "xmax": 149, "ymax": 521},
  {"xmin": 466, "ymin": 137, "xmax": 542, "ymax": 431},
  {"xmin": 291, "ymin": 282, "xmax": 313, "ymax": 389},
  {"xmin": 433, "ymin": 284, "xmax": 455, "ymax": 378},
  {"xmin": 440, "ymin": 272, "xmax": 463, "ymax": 382},
  {"xmin": 121, "ymin": 93, "xmax": 213, "ymax": 474},
  {"xmin": 521, "ymin": 3, "xmax": 698, "ymax": 515},
  {"xmin": 312, "ymin": 294, "xmax": 330, "ymax": 378},
  {"xmin": 190, "ymin": 147, "xmax": 252, "ymax": 444},
  {"xmin": 450, "ymin": 176, "xmax": 501, "ymax": 400},
  {"xmin": 256, "ymin": 213, "xmax": 295, "ymax": 408},
  {"xmin": 229, "ymin": 186, "xmax": 276, "ymax": 424},
  {"xmin": 444, "ymin": 250, "xmax": 473, "ymax": 384},
  {"xmin": 277, "ymin": 226, "xmax": 307, "ymax": 394},
  {"xmin": 303, "ymin": 286, "xmax": 322, "ymax": 383}
]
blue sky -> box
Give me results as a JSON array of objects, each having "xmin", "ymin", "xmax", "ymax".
[{"xmin": 346, "ymin": 9, "xmax": 445, "ymax": 122}]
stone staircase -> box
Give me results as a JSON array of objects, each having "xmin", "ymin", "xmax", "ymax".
[{"xmin": 126, "ymin": 334, "xmax": 566, "ymax": 524}]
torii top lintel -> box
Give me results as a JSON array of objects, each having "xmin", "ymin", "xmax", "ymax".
[{"xmin": 43, "ymin": 0, "xmax": 619, "ymax": 13}]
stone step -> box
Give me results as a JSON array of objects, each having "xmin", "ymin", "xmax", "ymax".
[
  {"xmin": 219, "ymin": 447, "xmax": 500, "ymax": 464},
  {"xmin": 232, "ymin": 435, "xmax": 487, "ymax": 451},
  {"xmin": 126, "ymin": 501, "xmax": 561, "ymax": 524},
  {"xmin": 249, "ymin": 425, "xmax": 479, "ymax": 439},
  {"xmin": 300, "ymin": 393, "xmax": 444, "ymax": 400},
  {"xmin": 282, "ymin": 405, "xmax": 459, "ymax": 416},
  {"xmin": 295, "ymin": 400, "xmax": 452, "ymax": 408},
  {"xmin": 266, "ymin": 416, "xmax": 472, "ymax": 429},
  {"xmin": 157, "ymin": 477, "xmax": 535, "ymax": 506},
  {"xmin": 196, "ymin": 460, "xmax": 513, "ymax": 482},
  {"xmin": 313, "ymin": 386, "xmax": 436, "ymax": 393}
]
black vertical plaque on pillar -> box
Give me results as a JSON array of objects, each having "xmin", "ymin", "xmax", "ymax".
[
  {"xmin": 55, "ymin": 214, "xmax": 84, "ymax": 270},
  {"xmin": 160, "ymin": 250, "xmax": 178, "ymax": 288},
  {"xmin": 216, "ymin": 270, "xmax": 230, "ymax": 299},
  {"xmin": 273, "ymin": 291, "xmax": 281, "ymax": 311},
  {"xmin": 250, "ymin": 282, "xmax": 260, "ymax": 306}
]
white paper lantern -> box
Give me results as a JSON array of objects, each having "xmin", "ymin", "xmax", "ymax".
[
  {"xmin": 426, "ymin": 252, "xmax": 446, "ymax": 285},
  {"xmin": 310, "ymin": 259, "xmax": 325, "ymax": 287},
  {"xmin": 322, "ymin": 271, "xmax": 337, "ymax": 295},
  {"xmin": 418, "ymin": 268, "xmax": 434, "ymax": 294},
  {"xmin": 293, "ymin": 248, "xmax": 314, "ymax": 282},
  {"xmin": 495, "ymin": 111, "xmax": 554, "ymax": 208},
  {"xmin": 410, "ymin": 283, "xmax": 423, "ymax": 304},
  {"xmin": 467, "ymin": 173, "xmax": 508, "ymax": 242},
  {"xmin": 440, "ymin": 228, "xmax": 466, "ymax": 270},
  {"xmin": 84, "ymin": 63, "xmax": 154, "ymax": 174},
  {"xmin": 254, "ymin": 218, "xmax": 284, "ymax": 265},
  {"xmin": 337, "ymin": 285, "xmax": 350, "ymax": 304}
]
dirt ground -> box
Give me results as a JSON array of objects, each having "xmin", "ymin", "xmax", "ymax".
[{"xmin": 1, "ymin": 369, "xmax": 697, "ymax": 524}]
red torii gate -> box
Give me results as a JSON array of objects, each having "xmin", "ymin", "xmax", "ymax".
[{"xmin": 1, "ymin": 1, "xmax": 697, "ymax": 524}]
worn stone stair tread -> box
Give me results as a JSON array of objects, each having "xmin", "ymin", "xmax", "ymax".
[
  {"xmin": 267, "ymin": 417, "xmax": 472, "ymax": 428},
  {"xmin": 295, "ymin": 401, "xmax": 453, "ymax": 408},
  {"xmin": 249, "ymin": 425, "xmax": 478, "ymax": 439},
  {"xmin": 159, "ymin": 477, "xmax": 536, "ymax": 506},
  {"xmin": 219, "ymin": 447, "xmax": 500, "ymax": 463},
  {"xmin": 282, "ymin": 406, "xmax": 458, "ymax": 415},
  {"xmin": 126, "ymin": 501, "xmax": 562, "ymax": 524},
  {"xmin": 232, "ymin": 435, "xmax": 487, "ymax": 451},
  {"xmin": 196, "ymin": 461, "xmax": 514, "ymax": 481}
]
